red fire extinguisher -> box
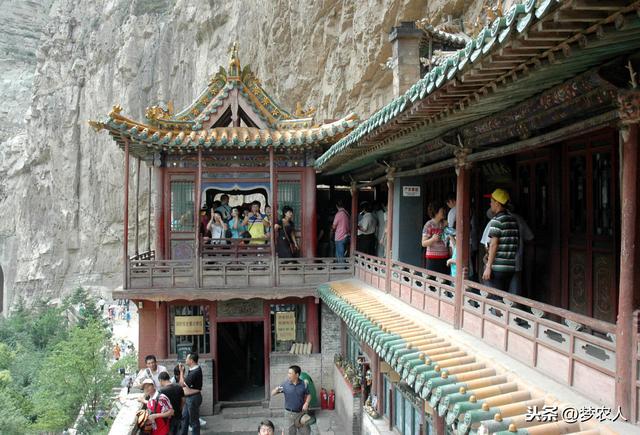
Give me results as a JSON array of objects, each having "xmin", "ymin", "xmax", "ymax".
[
  {"xmin": 320, "ymin": 388, "xmax": 328, "ymax": 409},
  {"xmin": 328, "ymin": 389, "xmax": 335, "ymax": 410}
]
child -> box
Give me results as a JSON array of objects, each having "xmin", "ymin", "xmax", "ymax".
[{"xmin": 445, "ymin": 227, "xmax": 457, "ymax": 278}]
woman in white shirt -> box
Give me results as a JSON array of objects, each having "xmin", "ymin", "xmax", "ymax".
[{"xmin": 207, "ymin": 210, "xmax": 228, "ymax": 244}]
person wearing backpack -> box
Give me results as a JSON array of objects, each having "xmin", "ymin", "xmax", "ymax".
[{"xmin": 139, "ymin": 378, "xmax": 174, "ymax": 435}]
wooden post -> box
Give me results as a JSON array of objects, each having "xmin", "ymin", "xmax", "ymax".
[
  {"xmin": 134, "ymin": 158, "xmax": 141, "ymax": 256},
  {"xmin": 156, "ymin": 301, "xmax": 168, "ymax": 359},
  {"xmin": 303, "ymin": 167, "xmax": 317, "ymax": 257},
  {"xmin": 615, "ymin": 118, "xmax": 638, "ymax": 418},
  {"xmin": 195, "ymin": 150, "xmax": 202, "ymax": 288},
  {"xmin": 453, "ymin": 151, "xmax": 471, "ymax": 330},
  {"xmin": 147, "ymin": 166, "xmax": 152, "ymax": 253},
  {"xmin": 123, "ymin": 139, "xmax": 130, "ymax": 288},
  {"xmin": 385, "ymin": 173, "xmax": 395, "ymax": 292},
  {"xmin": 269, "ymin": 146, "xmax": 277, "ymax": 286},
  {"xmin": 154, "ymin": 166, "xmax": 165, "ymax": 260},
  {"xmin": 350, "ymin": 182, "xmax": 358, "ymax": 256}
]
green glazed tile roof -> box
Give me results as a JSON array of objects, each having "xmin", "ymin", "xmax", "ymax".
[
  {"xmin": 315, "ymin": 0, "xmax": 640, "ymax": 174},
  {"xmin": 319, "ymin": 281, "xmax": 616, "ymax": 435}
]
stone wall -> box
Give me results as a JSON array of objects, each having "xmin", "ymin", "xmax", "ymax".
[
  {"xmin": 320, "ymin": 301, "xmax": 342, "ymax": 391},
  {"xmin": 333, "ymin": 363, "xmax": 363, "ymax": 434}
]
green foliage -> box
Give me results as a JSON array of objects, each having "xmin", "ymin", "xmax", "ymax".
[
  {"xmin": 113, "ymin": 352, "xmax": 139, "ymax": 375},
  {"xmin": 0, "ymin": 288, "xmax": 121, "ymax": 433}
]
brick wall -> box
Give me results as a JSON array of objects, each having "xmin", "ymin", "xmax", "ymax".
[
  {"xmin": 333, "ymin": 364, "xmax": 362, "ymax": 434},
  {"xmin": 320, "ymin": 302, "xmax": 341, "ymax": 391},
  {"xmin": 158, "ymin": 358, "xmax": 215, "ymax": 416}
]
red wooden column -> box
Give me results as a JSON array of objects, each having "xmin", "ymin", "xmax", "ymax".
[
  {"xmin": 615, "ymin": 103, "xmax": 639, "ymax": 417},
  {"xmin": 263, "ymin": 301, "xmax": 272, "ymax": 400},
  {"xmin": 453, "ymin": 151, "xmax": 471, "ymax": 330},
  {"xmin": 269, "ymin": 146, "xmax": 277, "ymax": 286},
  {"xmin": 134, "ymin": 158, "xmax": 141, "ymax": 256},
  {"xmin": 147, "ymin": 166, "xmax": 152, "ymax": 253},
  {"xmin": 350, "ymin": 182, "xmax": 358, "ymax": 256},
  {"xmin": 123, "ymin": 139, "xmax": 130, "ymax": 288},
  {"xmin": 195, "ymin": 150, "xmax": 202, "ymax": 287},
  {"xmin": 156, "ymin": 302, "xmax": 168, "ymax": 359},
  {"xmin": 303, "ymin": 167, "xmax": 317, "ymax": 257},
  {"xmin": 306, "ymin": 297, "xmax": 320, "ymax": 353},
  {"xmin": 153, "ymin": 166, "xmax": 165, "ymax": 260},
  {"xmin": 384, "ymin": 174, "xmax": 395, "ymax": 292}
]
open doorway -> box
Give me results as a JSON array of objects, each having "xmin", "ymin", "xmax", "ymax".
[{"xmin": 217, "ymin": 322, "xmax": 265, "ymax": 402}]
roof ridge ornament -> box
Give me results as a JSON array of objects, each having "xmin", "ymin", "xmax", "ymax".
[{"xmin": 228, "ymin": 41, "xmax": 241, "ymax": 79}]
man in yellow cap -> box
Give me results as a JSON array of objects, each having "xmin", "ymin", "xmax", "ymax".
[{"xmin": 482, "ymin": 189, "xmax": 520, "ymax": 292}]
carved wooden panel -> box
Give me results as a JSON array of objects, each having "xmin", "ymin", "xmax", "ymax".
[
  {"xmin": 593, "ymin": 253, "xmax": 615, "ymax": 322},
  {"xmin": 569, "ymin": 250, "xmax": 587, "ymax": 316},
  {"xmin": 171, "ymin": 239, "xmax": 194, "ymax": 259}
]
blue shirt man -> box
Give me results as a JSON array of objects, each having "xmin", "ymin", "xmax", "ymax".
[{"xmin": 271, "ymin": 365, "xmax": 311, "ymax": 435}]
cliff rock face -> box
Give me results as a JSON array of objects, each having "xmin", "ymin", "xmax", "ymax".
[{"xmin": 0, "ymin": 0, "xmax": 488, "ymax": 307}]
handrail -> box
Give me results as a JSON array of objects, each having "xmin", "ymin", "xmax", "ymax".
[
  {"xmin": 129, "ymin": 250, "xmax": 155, "ymax": 261},
  {"xmin": 463, "ymin": 280, "xmax": 616, "ymax": 336}
]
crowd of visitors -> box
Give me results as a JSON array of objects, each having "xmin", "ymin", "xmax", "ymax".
[
  {"xmin": 135, "ymin": 353, "xmax": 203, "ymax": 435},
  {"xmin": 417, "ymin": 188, "xmax": 533, "ymax": 296}
]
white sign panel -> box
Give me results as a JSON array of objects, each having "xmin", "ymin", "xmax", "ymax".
[{"xmin": 402, "ymin": 186, "xmax": 421, "ymax": 197}]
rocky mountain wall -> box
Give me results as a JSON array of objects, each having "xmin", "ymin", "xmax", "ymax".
[{"xmin": 0, "ymin": 0, "xmax": 490, "ymax": 307}]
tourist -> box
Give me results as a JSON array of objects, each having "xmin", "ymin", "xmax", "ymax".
[
  {"xmin": 199, "ymin": 207, "xmax": 211, "ymax": 240},
  {"xmin": 179, "ymin": 353, "xmax": 203, "ymax": 435},
  {"xmin": 159, "ymin": 371, "xmax": 185, "ymax": 435},
  {"xmin": 270, "ymin": 365, "xmax": 311, "ymax": 435},
  {"xmin": 257, "ymin": 419, "xmax": 275, "ymax": 435},
  {"xmin": 506, "ymin": 204, "xmax": 534, "ymax": 296},
  {"xmin": 421, "ymin": 202, "xmax": 449, "ymax": 274},
  {"xmin": 331, "ymin": 200, "xmax": 350, "ymax": 260},
  {"xmin": 125, "ymin": 309, "xmax": 131, "ymax": 326},
  {"xmin": 445, "ymin": 192, "xmax": 457, "ymax": 228},
  {"xmin": 243, "ymin": 201, "xmax": 270, "ymax": 244},
  {"xmin": 357, "ymin": 202, "xmax": 377, "ymax": 255},
  {"xmin": 139, "ymin": 378, "xmax": 174, "ymax": 435},
  {"xmin": 228, "ymin": 207, "xmax": 247, "ymax": 239},
  {"xmin": 445, "ymin": 227, "xmax": 457, "ymax": 278},
  {"xmin": 98, "ymin": 296, "xmax": 105, "ymax": 313},
  {"xmin": 215, "ymin": 194, "xmax": 232, "ymax": 222},
  {"xmin": 482, "ymin": 189, "xmax": 520, "ymax": 292},
  {"xmin": 207, "ymin": 210, "xmax": 229, "ymax": 244},
  {"xmin": 113, "ymin": 343, "xmax": 121, "ymax": 361},
  {"xmin": 134, "ymin": 355, "xmax": 169, "ymax": 389},
  {"xmin": 274, "ymin": 206, "xmax": 299, "ymax": 258},
  {"xmin": 374, "ymin": 202, "xmax": 386, "ymax": 257},
  {"xmin": 265, "ymin": 205, "xmax": 273, "ymax": 237}
]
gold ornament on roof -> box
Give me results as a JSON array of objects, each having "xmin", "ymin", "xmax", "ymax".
[
  {"xmin": 294, "ymin": 102, "xmax": 316, "ymax": 118},
  {"xmin": 145, "ymin": 105, "xmax": 171, "ymax": 122},
  {"xmin": 88, "ymin": 120, "xmax": 105, "ymax": 132}
]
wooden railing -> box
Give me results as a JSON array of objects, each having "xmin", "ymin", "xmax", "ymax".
[
  {"xmin": 278, "ymin": 257, "xmax": 354, "ymax": 286},
  {"xmin": 126, "ymin": 255, "xmax": 353, "ymax": 290},
  {"xmin": 462, "ymin": 280, "xmax": 617, "ymax": 406},
  {"xmin": 389, "ymin": 260, "xmax": 456, "ymax": 325},
  {"xmin": 352, "ymin": 251, "xmax": 619, "ymax": 405},
  {"xmin": 129, "ymin": 250, "xmax": 155, "ymax": 261},
  {"xmin": 200, "ymin": 238, "xmax": 270, "ymax": 257}
]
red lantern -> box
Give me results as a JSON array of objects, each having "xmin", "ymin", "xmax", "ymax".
[
  {"xmin": 328, "ymin": 389, "xmax": 335, "ymax": 410},
  {"xmin": 320, "ymin": 388, "xmax": 328, "ymax": 409}
]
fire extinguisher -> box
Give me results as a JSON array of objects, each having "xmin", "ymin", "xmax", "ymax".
[
  {"xmin": 320, "ymin": 388, "xmax": 328, "ymax": 409},
  {"xmin": 328, "ymin": 389, "xmax": 335, "ymax": 410}
]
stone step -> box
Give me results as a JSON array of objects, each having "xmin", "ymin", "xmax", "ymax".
[{"xmin": 221, "ymin": 406, "xmax": 273, "ymax": 420}]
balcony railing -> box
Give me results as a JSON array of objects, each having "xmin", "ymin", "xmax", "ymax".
[
  {"xmin": 201, "ymin": 238, "xmax": 270, "ymax": 257},
  {"xmin": 352, "ymin": 251, "xmax": 618, "ymax": 406},
  {"xmin": 126, "ymin": 251, "xmax": 353, "ymax": 290}
]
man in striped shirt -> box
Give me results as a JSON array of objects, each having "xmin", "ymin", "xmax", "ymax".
[{"xmin": 482, "ymin": 189, "xmax": 519, "ymax": 292}]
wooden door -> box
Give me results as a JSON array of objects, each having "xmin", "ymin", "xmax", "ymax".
[
  {"xmin": 562, "ymin": 130, "xmax": 619, "ymax": 322},
  {"xmin": 515, "ymin": 150, "xmax": 557, "ymax": 303}
]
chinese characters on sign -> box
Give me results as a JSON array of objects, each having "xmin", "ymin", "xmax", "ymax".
[
  {"xmin": 175, "ymin": 316, "xmax": 205, "ymax": 336},
  {"xmin": 402, "ymin": 186, "xmax": 421, "ymax": 197},
  {"xmin": 275, "ymin": 311, "xmax": 296, "ymax": 341},
  {"xmin": 525, "ymin": 405, "xmax": 627, "ymax": 423}
]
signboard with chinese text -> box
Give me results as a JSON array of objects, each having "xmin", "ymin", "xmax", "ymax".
[
  {"xmin": 402, "ymin": 186, "xmax": 421, "ymax": 197},
  {"xmin": 175, "ymin": 316, "xmax": 204, "ymax": 335},
  {"xmin": 275, "ymin": 311, "xmax": 296, "ymax": 341}
]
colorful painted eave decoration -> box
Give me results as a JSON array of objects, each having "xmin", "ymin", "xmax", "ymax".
[
  {"xmin": 89, "ymin": 106, "xmax": 358, "ymax": 155},
  {"xmin": 315, "ymin": 0, "xmax": 640, "ymax": 173}
]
